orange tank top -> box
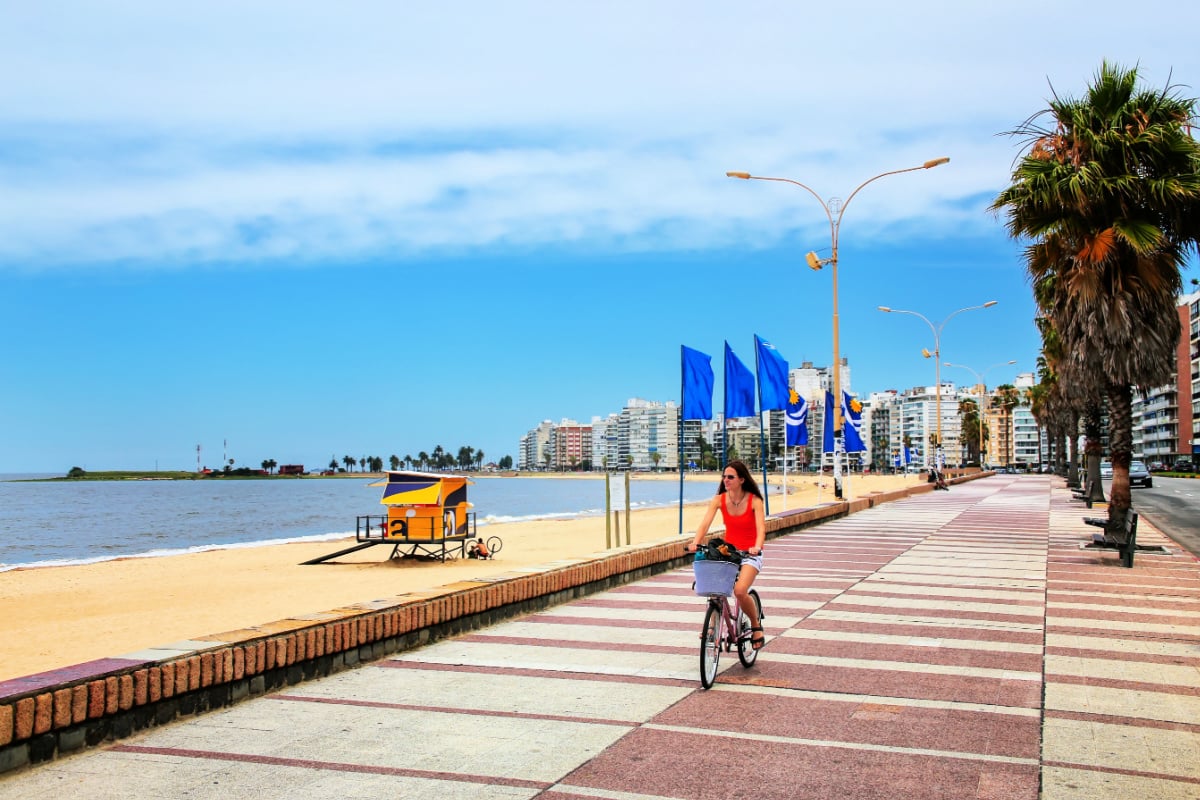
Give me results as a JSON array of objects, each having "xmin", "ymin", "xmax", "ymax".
[{"xmin": 720, "ymin": 493, "xmax": 757, "ymax": 551}]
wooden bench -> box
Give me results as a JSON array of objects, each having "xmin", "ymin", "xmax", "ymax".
[
  {"xmin": 1071, "ymin": 475, "xmax": 1102, "ymax": 508},
  {"xmin": 1083, "ymin": 510, "xmax": 1138, "ymax": 568}
]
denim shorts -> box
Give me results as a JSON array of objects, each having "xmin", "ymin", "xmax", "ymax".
[{"xmin": 740, "ymin": 553, "xmax": 763, "ymax": 572}]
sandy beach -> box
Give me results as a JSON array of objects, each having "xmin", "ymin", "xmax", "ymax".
[{"xmin": 0, "ymin": 472, "xmax": 921, "ymax": 681}]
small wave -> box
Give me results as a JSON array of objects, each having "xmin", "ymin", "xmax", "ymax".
[
  {"xmin": 475, "ymin": 496, "xmax": 708, "ymax": 527},
  {"xmin": 478, "ymin": 509, "xmax": 603, "ymax": 526},
  {"xmin": 0, "ymin": 530, "xmax": 355, "ymax": 572}
]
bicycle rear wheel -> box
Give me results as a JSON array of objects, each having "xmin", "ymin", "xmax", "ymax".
[
  {"xmin": 737, "ymin": 589, "xmax": 764, "ymax": 668},
  {"xmin": 700, "ymin": 601, "xmax": 722, "ymax": 689}
]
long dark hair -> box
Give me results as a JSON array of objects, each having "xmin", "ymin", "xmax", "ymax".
[{"xmin": 718, "ymin": 459, "xmax": 763, "ymax": 500}]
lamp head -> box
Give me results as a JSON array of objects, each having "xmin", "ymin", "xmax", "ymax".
[
  {"xmin": 921, "ymin": 348, "xmax": 932, "ymax": 359},
  {"xmin": 983, "ymin": 300, "xmax": 998, "ymax": 308},
  {"xmin": 923, "ymin": 157, "xmax": 951, "ymax": 169},
  {"xmin": 805, "ymin": 251, "xmax": 823, "ymax": 271},
  {"xmin": 725, "ymin": 171, "xmax": 751, "ymax": 179},
  {"xmin": 877, "ymin": 306, "xmax": 892, "ymax": 313}
]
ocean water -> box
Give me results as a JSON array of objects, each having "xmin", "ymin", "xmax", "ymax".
[{"xmin": 0, "ymin": 474, "xmax": 718, "ymax": 570}]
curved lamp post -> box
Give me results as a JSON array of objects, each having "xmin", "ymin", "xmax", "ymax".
[
  {"xmin": 877, "ymin": 301, "xmax": 998, "ymax": 470},
  {"xmin": 726, "ymin": 157, "xmax": 949, "ymax": 498},
  {"xmin": 942, "ymin": 360, "xmax": 1017, "ymax": 467}
]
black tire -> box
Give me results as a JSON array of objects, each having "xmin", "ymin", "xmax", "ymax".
[
  {"xmin": 486, "ymin": 536, "xmax": 503, "ymax": 555},
  {"xmin": 737, "ymin": 590, "xmax": 764, "ymax": 668},
  {"xmin": 700, "ymin": 601, "xmax": 722, "ymax": 689}
]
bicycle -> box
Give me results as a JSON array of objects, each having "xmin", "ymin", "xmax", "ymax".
[{"xmin": 691, "ymin": 548, "xmax": 764, "ymax": 689}]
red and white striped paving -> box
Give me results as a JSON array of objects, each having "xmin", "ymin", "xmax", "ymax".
[{"xmin": 1, "ymin": 475, "xmax": 1197, "ymax": 799}]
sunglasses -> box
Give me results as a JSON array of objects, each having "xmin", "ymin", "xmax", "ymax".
[{"xmin": 722, "ymin": 474, "xmax": 737, "ymax": 480}]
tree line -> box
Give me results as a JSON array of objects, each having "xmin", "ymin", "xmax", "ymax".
[
  {"xmin": 316, "ymin": 446, "xmax": 513, "ymax": 474},
  {"xmin": 992, "ymin": 60, "xmax": 1200, "ymax": 531}
]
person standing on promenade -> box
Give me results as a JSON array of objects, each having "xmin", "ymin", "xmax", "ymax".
[{"xmin": 686, "ymin": 459, "xmax": 767, "ymax": 649}]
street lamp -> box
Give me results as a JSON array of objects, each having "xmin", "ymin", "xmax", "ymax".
[
  {"xmin": 877, "ymin": 301, "xmax": 998, "ymax": 471},
  {"xmin": 726, "ymin": 157, "xmax": 950, "ymax": 498},
  {"xmin": 942, "ymin": 360, "xmax": 1017, "ymax": 468}
]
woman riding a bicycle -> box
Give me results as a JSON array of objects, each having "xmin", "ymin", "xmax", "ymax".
[{"xmin": 686, "ymin": 459, "xmax": 767, "ymax": 650}]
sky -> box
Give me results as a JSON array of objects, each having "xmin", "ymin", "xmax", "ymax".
[{"xmin": 3, "ymin": 1, "xmax": 1200, "ymax": 473}]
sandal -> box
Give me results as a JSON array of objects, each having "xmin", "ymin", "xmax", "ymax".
[{"xmin": 750, "ymin": 626, "xmax": 765, "ymax": 650}]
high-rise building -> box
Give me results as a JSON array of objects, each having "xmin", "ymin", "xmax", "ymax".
[
  {"xmin": 550, "ymin": 419, "xmax": 592, "ymax": 471},
  {"xmin": 1132, "ymin": 290, "xmax": 1200, "ymax": 466},
  {"xmin": 590, "ymin": 414, "xmax": 620, "ymax": 471},
  {"xmin": 619, "ymin": 398, "xmax": 679, "ymax": 470},
  {"xmin": 1012, "ymin": 372, "xmax": 1039, "ymax": 468},
  {"xmin": 518, "ymin": 420, "xmax": 556, "ymax": 471},
  {"xmin": 894, "ymin": 382, "xmax": 964, "ymax": 468}
]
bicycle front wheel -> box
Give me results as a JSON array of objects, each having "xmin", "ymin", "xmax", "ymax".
[
  {"xmin": 737, "ymin": 589, "xmax": 764, "ymax": 668},
  {"xmin": 700, "ymin": 601, "xmax": 722, "ymax": 689}
]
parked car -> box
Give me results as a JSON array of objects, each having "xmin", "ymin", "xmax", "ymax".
[
  {"xmin": 1129, "ymin": 460, "xmax": 1152, "ymax": 488},
  {"xmin": 1148, "ymin": 461, "xmax": 1166, "ymax": 472},
  {"xmin": 1099, "ymin": 461, "xmax": 1113, "ymax": 479},
  {"xmin": 1174, "ymin": 460, "xmax": 1195, "ymax": 473}
]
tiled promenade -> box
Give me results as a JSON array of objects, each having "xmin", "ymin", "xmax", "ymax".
[{"xmin": 1, "ymin": 475, "xmax": 1197, "ymax": 799}]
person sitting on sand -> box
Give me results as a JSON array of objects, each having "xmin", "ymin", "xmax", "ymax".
[{"xmin": 468, "ymin": 538, "xmax": 490, "ymax": 559}]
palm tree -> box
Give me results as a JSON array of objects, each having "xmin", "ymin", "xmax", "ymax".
[
  {"xmin": 957, "ymin": 398, "xmax": 983, "ymax": 464},
  {"xmin": 992, "ymin": 62, "xmax": 1200, "ymax": 528},
  {"xmin": 342, "ymin": 455, "xmax": 355, "ymax": 472},
  {"xmin": 389, "ymin": 455, "xmax": 400, "ymax": 471},
  {"xmin": 1033, "ymin": 274, "xmax": 1095, "ymax": 490}
]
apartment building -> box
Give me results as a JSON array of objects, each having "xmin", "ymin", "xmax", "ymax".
[
  {"xmin": 619, "ymin": 398, "xmax": 680, "ymax": 470},
  {"xmin": 1132, "ymin": 290, "xmax": 1200, "ymax": 465},
  {"xmin": 551, "ymin": 420, "xmax": 592, "ymax": 471},
  {"xmin": 1012, "ymin": 372, "xmax": 1040, "ymax": 467}
]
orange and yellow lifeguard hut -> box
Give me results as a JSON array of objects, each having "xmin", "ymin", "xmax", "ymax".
[{"xmin": 302, "ymin": 471, "xmax": 476, "ymax": 564}]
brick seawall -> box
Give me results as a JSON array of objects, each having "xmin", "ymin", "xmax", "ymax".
[{"xmin": 0, "ymin": 475, "xmax": 969, "ymax": 774}]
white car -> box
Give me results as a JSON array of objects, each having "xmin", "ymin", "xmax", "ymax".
[{"xmin": 1100, "ymin": 461, "xmax": 1113, "ymax": 479}]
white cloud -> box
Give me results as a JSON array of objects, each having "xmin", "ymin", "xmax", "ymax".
[{"xmin": 1, "ymin": 1, "xmax": 1197, "ymax": 268}]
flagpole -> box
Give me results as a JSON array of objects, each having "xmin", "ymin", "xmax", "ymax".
[
  {"xmin": 753, "ymin": 341, "xmax": 770, "ymax": 515},
  {"xmin": 817, "ymin": 447, "xmax": 823, "ymax": 505},
  {"xmin": 721, "ymin": 343, "xmax": 728, "ymax": 473},
  {"xmin": 783, "ymin": 445, "xmax": 789, "ymax": 511},
  {"xmin": 841, "ymin": 391, "xmax": 852, "ymax": 502},
  {"xmin": 679, "ymin": 346, "xmax": 685, "ymax": 536}
]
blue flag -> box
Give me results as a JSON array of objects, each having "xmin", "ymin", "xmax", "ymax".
[
  {"xmin": 681, "ymin": 346, "xmax": 714, "ymax": 421},
  {"xmin": 785, "ymin": 389, "xmax": 808, "ymax": 446},
  {"xmin": 822, "ymin": 391, "xmax": 834, "ymax": 453},
  {"xmin": 842, "ymin": 391, "xmax": 866, "ymax": 453},
  {"xmin": 903, "ymin": 444, "xmax": 911, "ymax": 465},
  {"xmin": 724, "ymin": 343, "xmax": 755, "ymax": 419},
  {"xmin": 754, "ymin": 335, "xmax": 789, "ymax": 411}
]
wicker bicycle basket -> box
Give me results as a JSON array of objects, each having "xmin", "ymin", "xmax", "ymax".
[{"xmin": 693, "ymin": 558, "xmax": 739, "ymax": 597}]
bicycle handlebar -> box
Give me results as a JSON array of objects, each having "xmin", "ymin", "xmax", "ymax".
[{"xmin": 688, "ymin": 542, "xmax": 758, "ymax": 558}]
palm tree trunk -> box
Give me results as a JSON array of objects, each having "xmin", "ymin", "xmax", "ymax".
[
  {"xmin": 1083, "ymin": 403, "xmax": 1105, "ymax": 503},
  {"xmin": 1106, "ymin": 383, "xmax": 1133, "ymax": 529},
  {"xmin": 1067, "ymin": 411, "xmax": 1080, "ymax": 486}
]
